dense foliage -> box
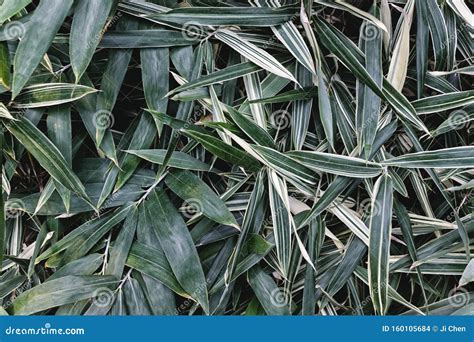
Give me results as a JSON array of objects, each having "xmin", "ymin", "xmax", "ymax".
[{"xmin": 0, "ymin": 0, "xmax": 472, "ymax": 316}]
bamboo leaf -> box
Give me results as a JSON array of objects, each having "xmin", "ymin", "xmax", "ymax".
[
  {"xmin": 165, "ymin": 170, "xmax": 238, "ymax": 228},
  {"xmin": 148, "ymin": 6, "xmax": 297, "ymax": 27},
  {"xmin": 412, "ymin": 91, "xmax": 474, "ymax": 114},
  {"xmin": 382, "ymin": 147, "xmax": 474, "ymax": 169},
  {"xmin": 215, "ymin": 29, "xmax": 297, "ymax": 83},
  {"xmin": 368, "ymin": 174, "xmax": 393, "ymax": 315},
  {"xmin": 70, "ymin": 0, "xmax": 115, "ymax": 80},
  {"xmin": 6, "ymin": 117, "xmax": 90, "ymax": 201},
  {"xmin": 125, "ymin": 149, "xmax": 213, "ymax": 172},
  {"xmin": 287, "ymin": 150, "xmax": 383, "ymax": 178},
  {"xmin": 12, "ymin": 0, "xmax": 73, "ymax": 98},
  {"xmin": 0, "ymin": 0, "xmax": 31, "ymax": 23},
  {"xmin": 147, "ymin": 190, "xmax": 209, "ymax": 313},
  {"xmin": 11, "ymin": 275, "xmax": 118, "ymax": 315},
  {"xmin": 12, "ymin": 83, "xmax": 97, "ymax": 108}
]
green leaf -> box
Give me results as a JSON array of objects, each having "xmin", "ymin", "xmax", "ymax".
[
  {"xmin": 269, "ymin": 11, "xmax": 315, "ymax": 74},
  {"xmin": 106, "ymin": 206, "xmax": 138, "ymax": 277},
  {"xmin": 10, "ymin": 275, "xmax": 117, "ymax": 315},
  {"xmin": 1, "ymin": 0, "xmax": 471, "ymax": 317},
  {"xmin": 386, "ymin": 2, "xmax": 413, "ymax": 92},
  {"xmin": 125, "ymin": 149, "xmax": 213, "ymax": 172},
  {"xmin": 247, "ymin": 265, "xmax": 291, "ymax": 315},
  {"xmin": 0, "ymin": 41, "xmax": 9, "ymax": 89},
  {"xmin": 115, "ymin": 112, "xmax": 156, "ymax": 191},
  {"xmin": 425, "ymin": 0, "xmax": 448, "ymax": 70},
  {"xmin": 459, "ymin": 259, "xmax": 474, "ymax": 287},
  {"xmin": 6, "ymin": 117, "xmax": 90, "ymax": 201},
  {"xmin": 412, "ymin": 91, "xmax": 474, "ymax": 114},
  {"xmin": 382, "ymin": 147, "xmax": 474, "ymax": 169},
  {"xmin": 36, "ymin": 205, "xmax": 132, "ymax": 263},
  {"xmin": 165, "ymin": 170, "xmax": 238, "ymax": 228},
  {"xmin": 99, "ymin": 29, "xmax": 198, "ymax": 48},
  {"xmin": 167, "ymin": 62, "xmax": 260, "ymax": 98},
  {"xmin": 302, "ymin": 217, "xmax": 325, "ymax": 315},
  {"xmin": 0, "ymin": 0, "xmax": 31, "ymax": 23},
  {"xmin": 432, "ymin": 110, "xmax": 474, "ymax": 136},
  {"xmin": 12, "ymin": 0, "xmax": 74, "ymax": 98},
  {"xmin": 215, "ymin": 29, "xmax": 297, "ymax": 83},
  {"xmin": 141, "ymin": 43, "xmax": 169, "ymax": 135},
  {"xmin": 12, "ymin": 83, "xmax": 97, "ymax": 108},
  {"xmin": 95, "ymin": 19, "xmax": 137, "ymax": 145},
  {"xmin": 49, "ymin": 254, "xmax": 103, "ymax": 281},
  {"xmin": 268, "ymin": 170, "xmax": 292, "ymax": 277},
  {"xmin": 148, "ymin": 6, "xmax": 297, "ymax": 27},
  {"xmin": 126, "ymin": 241, "xmax": 187, "ymax": 298},
  {"xmin": 182, "ymin": 129, "xmax": 260, "ymax": 172},
  {"xmin": 251, "ymin": 145, "xmax": 319, "ymax": 184},
  {"xmin": 60, "ymin": 204, "xmax": 133, "ymax": 265},
  {"xmin": 147, "ymin": 190, "xmax": 209, "ymax": 314},
  {"xmin": 0, "ymin": 103, "xmax": 15, "ymax": 120},
  {"xmin": 318, "ymin": 1, "xmax": 388, "ymax": 33},
  {"xmin": 292, "ymin": 64, "xmax": 313, "ymax": 150},
  {"xmin": 317, "ymin": 70, "xmax": 335, "ymax": 149},
  {"xmin": 314, "ymin": 16, "xmax": 429, "ymax": 135},
  {"xmin": 287, "ymin": 150, "xmax": 383, "ymax": 178},
  {"xmin": 368, "ymin": 174, "xmax": 393, "ymax": 315},
  {"xmin": 248, "ymin": 86, "xmax": 318, "ymax": 104},
  {"xmin": 226, "ymin": 106, "xmax": 274, "ymax": 148},
  {"xmin": 46, "ymin": 105, "xmax": 72, "ymax": 212},
  {"xmin": 359, "ymin": 9, "xmax": 383, "ymax": 158},
  {"xmin": 415, "ymin": 0, "xmax": 429, "ymax": 98},
  {"xmin": 70, "ymin": 0, "xmax": 115, "ymax": 80}
]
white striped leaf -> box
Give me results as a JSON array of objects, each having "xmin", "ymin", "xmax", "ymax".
[
  {"xmin": 215, "ymin": 29, "xmax": 297, "ymax": 83},
  {"xmin": 368, "ymin": 174, "xmax": 393, "ymax": 315}
]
